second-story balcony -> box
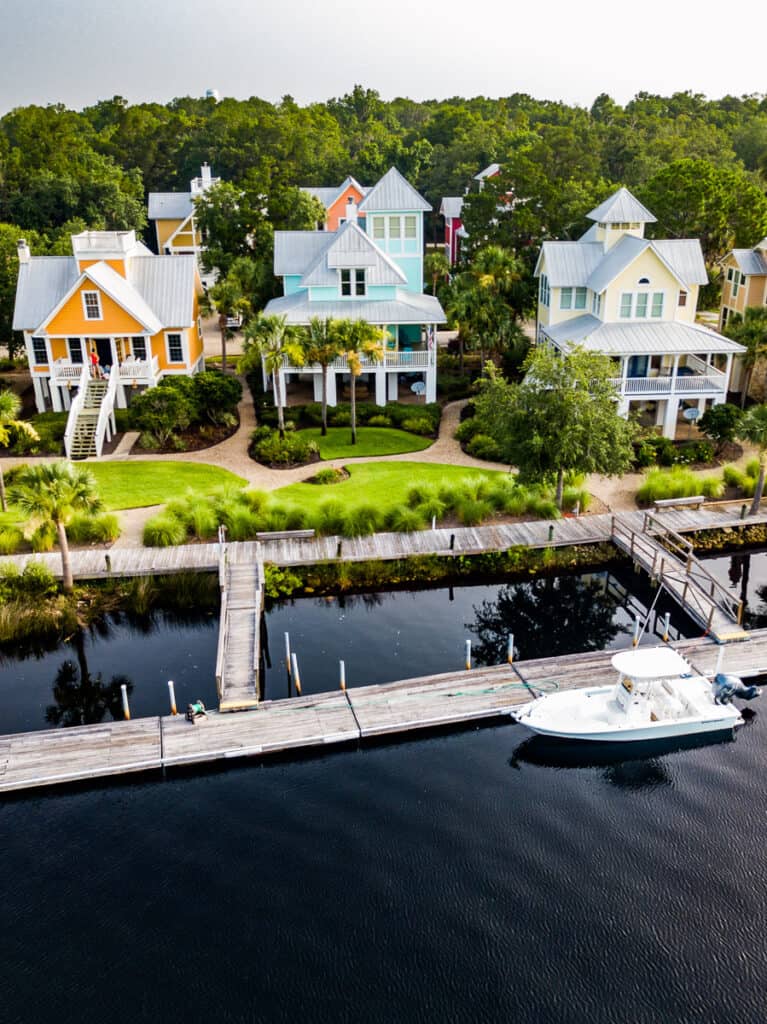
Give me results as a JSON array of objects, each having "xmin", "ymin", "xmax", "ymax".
[
  {"xmin": 609, "ymin": 355, "xmax": 727, "ymax": 398},
  {"xmin": 280, "ymin": 347, "xmax": 435, "ymax": 372},
  {"xmin": 51, "ymin": 356, "xmax": 159, "ymax": 388}
]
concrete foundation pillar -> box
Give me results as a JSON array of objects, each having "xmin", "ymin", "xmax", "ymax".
[
  {"xmin": 50, "ymin": 385, "xmax": 63, "ymax": 413},
  {"xmin": 32, "ymin": 376, "xmax": 46, "ymax": 414},
  {"xmin": 425, "ymin": 368, "xmax": 436, "ymax": 404},
  {"xmin": 312, "ymin": 375, "xmax": 323, "ymax": 402},
  {"xmin": 387, "ymin": 373, "xmax": 398, "ymax": 401},
  {"xmin": 662, "ymin": 397, "xmax": 680, "ymax": 439},
  {"xmin": 375, "ymin": 371, "xmax": 386, "ymax": 406},
  {"xmin": 116, "ymin": 384, "xmax": 128, "ymax": 409},
  {"xmin": 326, "ymin": 371, "xmax": 337, "ymax": 408}
]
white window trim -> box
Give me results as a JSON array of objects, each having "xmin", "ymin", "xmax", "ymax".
[
  {"xmin": 574, "ymin": 286, "xmax": 587, "ymax": 310},
  {"xmin": 82, "ymin": 290, "xmax": 103, "ymax": 321},
  {"xmin": 619, "ymin": 293, "xmax": 633, "ymax": 318},
  {"xmin": 164, "ymin": 331, "xmax": 187, "ymax": 365},
  {"xmin": 132, "ymin": 336, "xmax": 149, "ymax": 361},
  {"xmin": 560, "ymin": 287, "xmax": 572, "ymax": 310},
  {"xmin": 539, "ymin": 274, "xmax": 550, "ymax": 307},
  {"xmin": 339, "ymin": 269, "xmax": 366, "ymax": 297},
  {"xmin": 67, "ymin": 337, "xmax": 84, "ymax": 364},
  {"xmin": 30, "ymin": 335, "xmax": 50, "ymax": 366}
]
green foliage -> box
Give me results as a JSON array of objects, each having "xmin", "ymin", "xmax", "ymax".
[
  {"xmin": 0, "ymin": 527, "xmax": 23, "ymax": 553},
  {"xmin": 129, "ymin": 386, "xmax": 194, "ymax": 447},
  {"xmin": 344, "ymin": 504, "xmax": 382, "ymax": 537},
  {"xmin": 67, "ymin": 512, "xmax": 120, "ymax": 544},
  {"xmin": 0, "ymin": 560, "xmax": 57, "ymax": 601},
  {"xmin": 400, "ymin": 416, "xmax": 435, "ymax": 436},
  {"xmin": 313, "ymin": 467, "xmax": 346, "ymax": 485},
  {"xmin": 367, "ymin": 414, "xmax": 392, "ymax": 427},
  {"xmin": 264, "ymin": 565, "xmax": 303, "ymax": 600},
  {"xmin": 698, "ymin": 403, "xmax": 743, "ymax": 446},
  {"xmin": 191, "ymin": 371, "xmax": 242, "ymax": 425},
  {"xmin": 386, "ymin": 505, "xmax": 426, "ymax": 532},
  {"xmin": 142, "ymin": 514, "xmax": 188, "ymax": 547},
  {"xmin": 456, "ymin": 497, "xmax": 494, "ymax": 526},
  {"xmin": 455, "ymin": 418, "xmax": 481, "ymax": 443},
  {"xmin": 329, "ymin": 409, "xmax": 351, "ymax": 426},
  {"xmin": 636, "ymin": 468, "xmax": 724, "ymax": 504},
  {"xmin": 466, "ymin": 433, "xmax": 504, "ymax": 461},
  {"xmin": 251, "ymin": 428, "xmax": 319, "ymax": 466}
]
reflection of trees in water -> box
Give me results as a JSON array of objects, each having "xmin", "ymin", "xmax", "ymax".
[
  {"xmin": 467, "ymin": 574, "xmax": 625, "ymax": 664},
  {"xmin": 45, "ymin": 628, "xmax": 133, "ymax": 727}
]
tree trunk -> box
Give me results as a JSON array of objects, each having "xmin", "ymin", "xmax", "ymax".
[
  {"xmin": 219, "ymin": 315, "xmax": 228, "ymax": 374},
  {"xmin": 749, "ymin": 453, "xmax": 766, "ymax": 516},
  {"xmin": 273, "ymin": 369, "xmax": 285, "ymax": 439},
  {"xmin": 321, "ymin": 364, "xmax": 328, "ymax": 437},
  {"xmin": 741, "ymin": 367, "xmax": 752, "ymax": 409},
  {"xmin": 0, "ymin": 467, "xmax": 6, "ymax": 513},
  {"xmin": 350, "ymin": 376, "xmax": 357, "ymax": 446},
  {"xmin": 555, "ymin": 468, "xmax": 565, "ymax": 510},
  {"xmin": 57, "ymin": 520, "xmax": 73, "ymax": 593},
  {"xmin": 459, "ymin": 334, "xmax": 464, "ymax": 375}
]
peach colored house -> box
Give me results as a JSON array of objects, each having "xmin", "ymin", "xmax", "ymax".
[{"xmin": 718, "ymin": 240, "xmax": 767, "ymax": 331}]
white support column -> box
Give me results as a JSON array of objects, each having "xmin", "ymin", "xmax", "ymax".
[
  {"xmin": 655, "ymin": 401, "xmax": 666, "ymax": 427},
  {"xmin": 116, "ymin": 384, "xmax": 127, "ymax": 409},
  {"xmin": 62, "ymin": 386, "xmax": 71, "ymax": 411},
  {"xmin": 425, "ymin": 368, "xmax": 436, "ymax": 404},
  {"xmin": 724, "ymin": 353, "xmax": 734, "ymax": 396},
  {"xmin": 326, "ymin": 371, "xmax": 337, "ymax": 408},
  {"xmin": 375, "ymin": 370, "xmax": 386, "ymax": 407},
  {"xmin": 662, "ymin": 397, "xmax": 680, "ymax": 439},
  {"xmin": 697, "ymin": 397, "xmax": 707, "ymax": 416},
  {"xmin": 312, "ymin": 375, "xmax": 323, "ymax": 402},
  {"xmin": 618, "ymin": 398, "xmax": 630, "ymax": 418},
  {"xmin": 387, "ymin": 373, "xmax": 398, "ymax": 401},
  {"xmin": 32, "ymin": 376, "xmax": 46, "ymax": 414},
  {"xmin": 50, "ymin": 384, "xmax": 63, "ymax": 413}
]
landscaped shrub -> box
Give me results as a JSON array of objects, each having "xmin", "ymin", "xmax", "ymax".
[
  {"xmin": 251, "ymin": 429, "xmax": 319, "ymax": 466},
  {"xmin": 455, "ymin": 497, "xmax": 494, "ymax": 526},
  {"xmin": 466, "ymin": 434, "xmax": 504, "ymax": 461},
  {"xmin": 636, "ymin": 468, "xmax": 724, "ymax": 505},
  {"xmin": 386, "ymin": 505, "xmax": 426, "ymax": 532},
  {"xmin": 20, "ymin": 561, "xmax": 58, "ymax": 597},
  {"xmin": 414, "ymin": 497, "xmax": 447, "ymax": 522},
  {"xmin": 313, "ymin": 467, "xmax": 346, "ymax": 485},
  {"xmin": 67, "ymin": 513, "xmax": 120, "ymax": 544},
  {"xmin": 344, "ymin": 504, "xmax": 382, "ymax": 537},
  {"xmin": 242, "ymin": 489, "xmax": 269, "ymax": 513},
  {"xmin": 30, "ymin": 523, "xmax": 56, "ymax": 552},
  {"xmin": 528, "ymin": 496, "xmax": 560, "ymax": 519},
  {"xmin": 406, "ymin": 482, "xmax": 440, "ymax": 507},
  {"xmin": 143, "ymin": 514, "xmax": 187, "ymax": 547},
  {"xmin": 454, "ymin": 418, "xmax": 481, "ymax": 443},
  {"xmin": 561, "ymin": 486, "xmax": 591, "ymax": 513},
  {"xmin": 367, "ymin": 414, "xmax": 392, "ymax": 427},
  {"xmin": 315, "ymin": 500, "xmax": 348, "ymax": 536},
  {"xmin": 723, "ymin": 465, "xmax": 746, "ymax": 489},
  {"xmin": 192, "ymin": 371, "xmax": 242, "ymax": 425},
  {"xmin": 284, "ymin": 507, "xmax": 309, "ymax": 531},
  {"xmin": 675, "ymin": 441, "xmax": 716, "ymax": 465},
  {"xmin": 329, "ymin": 409, "xmax": 351, "ymax": 427},
  {"xmin": 401, "ymin": 416, "xmax": 434, "ymax": 436},
  {"xmin": 187, "ymin": 502, "xmax": 219, "ymax": 540},
  {"xmin": 0, "ymin": 528, "xmax": 23, "ymax": 554}
]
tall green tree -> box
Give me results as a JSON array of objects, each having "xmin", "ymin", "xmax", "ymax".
[
  {"xmin": 303, "ymin": 317, "xmax": 344, "ymax": 436},
  {"xmin": 200, "ymin": 267, "xmax": 252, "ymax": 373},
  {"xmin": 724, "ymin": 307, "xmax": 767, "ymax": 408},
  {"xmin": 335, "ymin": 319, "xmax": 384, "ymax": 445},
  {"xmin": 0, "ymin": 389, "xmax": 38, "ymax": 511},
  {"xmin": 240, "ymin": 314, "xmax": 304, "ymax": 437},
  {"xmin": 10, "ymin": 461, "xmax": 101, "ymax": 592},
  {"xmin": 737, "ymin": 405, "xmax": 767, "ymax": 516},
  {"xmin": 424, "ymin": 249, "xmax": 450, "ymax": 296},
  {"xmin": 473, "ymin": 348, "xmax": 635, "ymax": 508}
]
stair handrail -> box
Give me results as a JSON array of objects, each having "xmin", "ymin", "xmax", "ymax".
[
  {"xmin": 94, "ymin": 369, "xmax": 118, "ymax": 457},
  {"xmin": 63, "ymin": 364, "xmax": 91, "ymax": 459}
]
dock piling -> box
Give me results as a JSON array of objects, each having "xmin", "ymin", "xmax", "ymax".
[
  {"xmin": 465, "ymin": 639, "xmax": 471, "ymax": 671},
  {"xmin": 167, "ymin": 680, "xmax": 177, "ymax": 716},
  {"xmin": 662, "ymin": 612, "xmax": 670, "ymax": 643},
  {"xmin": 120, "ymin": 684, "xmax": 130, "ymax": 721},
  {"xmin": 632, "ymin": 617, "xmax": 641, "ymax": 647},
  {"xmin": 507, "ymin": 634, "xmax": 514, "ymax": 665},
  {"xmin": 715, "ymin": 645, "xmax": 725, "ymax": 675},
  {"xmin": 284, "ymin": 632, "xmax": 291, "ymax": 678},
  {"xmin": 291, "ymin": 652, "xmax": 302, "ymax": 695},
  {"xmin": 339, "ymin": 660, "xmax": 346, "ymax": 691}
]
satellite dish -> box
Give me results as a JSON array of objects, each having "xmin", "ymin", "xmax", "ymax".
[{"xmin": 682, "ymin": 407, "xmax": 701, "ymax": 421}]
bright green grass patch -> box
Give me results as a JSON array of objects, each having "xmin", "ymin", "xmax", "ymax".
[
  {"xmin": 274, "ymin": 462, "xmax": 505, "ymax": 517},
  {"xmin": 636, "ymin": 467, "xmax": 725, "ymax": 505},
  {"xmin": 297, "ymin": 427, "xmax": 432, "ymax": 460},
  {"xmin": 85, "ymin": 462, "xmax": 247, "ymax": 510}
]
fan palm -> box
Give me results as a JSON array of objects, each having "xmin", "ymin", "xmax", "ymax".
[
  {"xmin": 335, "ymin": 319, "xmax": 384, "ymax": 445},
  {"xmin": 303, "ymin": 317, "xmax": 344, "ymax": 436},
  {"xmin": 737, "ymin": 404, "xmax": 767, "ymax": 515},
  {"xmin": 0, "ymin": 390, "xmax": 38, "ymax": 512},
  {"xmin": 240, "ymin": 314, "xmax": 305, "ymax": 437}
]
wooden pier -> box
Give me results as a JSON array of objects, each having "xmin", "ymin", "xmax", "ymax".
[
  {"xmin": 216, "ymin": 547, "xmax": 264, "ymax": 712},
  {"xmin": 4, "ymin": 630, "xmax": 767, "ymax": 795}
]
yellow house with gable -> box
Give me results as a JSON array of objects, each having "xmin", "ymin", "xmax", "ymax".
[
  {"xmin": 534, "ymin": 187, "xmax": 745, "ymax": 438},
  {"xmin": 13, "ymin": 230, "xmax": 204, "ymax": 423}
]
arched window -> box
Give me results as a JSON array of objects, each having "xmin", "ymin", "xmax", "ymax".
[{"xmin": 638, "ymin": 277, "xmax": 650, "ymax": 285}]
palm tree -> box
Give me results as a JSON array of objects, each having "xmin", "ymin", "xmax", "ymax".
[
  {"xmin": 724, "ymin": 307, "xmax": 767, "ymax": 409},
  {"xmin": 335, "ymin": 320, "xmax": 384, "ymax": 445},
  {"xmin": 200, "ymin": 274, "xmax": 251, "ymax": 374},
  {"xmin": 737, "ymin": 404, "xmax": 767, "ymax": 515},
  {"xmin": 424, "ymin": 250, "xmax": 450, "ymax": 296},
  {"xmin": 9, "ymin": 461, "xmax": 101, "ymax": 592},
  {"xmin": 0, "ymin": 390, "xmax": 38, "ymax": 512},
  {"xmin": 303, "ymin": 317, "xmax": 343, "ymax": 436},
  {"xmin": 240, "ymin": 313, "xmax": 305, "ymax": 437}
]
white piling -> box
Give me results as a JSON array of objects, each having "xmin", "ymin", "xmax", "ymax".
[
  {"xmin": 715, "ymin": 645, "xmax": 725, "ymax": 676},
  {"xmin": 507, "ymin": 634, "xmax": 514, "ymax": 665},
  {"xmin": 167, "ymin": 679, "xmax": 177, "ymax": 716},
  {"xmin": 432, "ymin": 515, "xmax": 437, "ymax": 531},
  {"xmin": 465, "ymin": 639, "xmax": 472, "ymax": 671},
  {"xmin": 339, "ymin": 659, "xmax": 346, "ymax": 692},
  {"xmin": 284, "ymin": 632, "xmax": 291, "ymax": 677},
  {"xmin": 120, "ymin": 683, "xmax": 130, "ymax": 721},
  {"xmin": 291, "ymin": 652, "xmax": 302, "ymax": 695},
  {"xmin": 662, "ymin": 612, "xmax": 671, "ymax": 643},
  {"xmin": 632, "ymin": 616, "xmax": 641, "ymax": 647}
]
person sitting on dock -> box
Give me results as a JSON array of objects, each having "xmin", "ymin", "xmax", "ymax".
[{"xmin": 186, "ymin": 700, "xmax": 207, "ymax": 723}]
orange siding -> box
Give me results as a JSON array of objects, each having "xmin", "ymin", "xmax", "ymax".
[
  {"xmin": 326, "ymin": 185, "xmax": 366, "ymax": 231},
  {"xmin": 76, "ymin": 259, "xmax": 128, "ymax": 278},
  {"xmin": 46, "ymin": 282, "xmax": 146, "ymax": 336}
]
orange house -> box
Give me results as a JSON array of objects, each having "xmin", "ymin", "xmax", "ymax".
[
  {"xmin": 302, "ymin": 176, "xmax": 370, "ymax": 231},
  {"xmin": 13, "ymin": 230, "xmax": 204, "ymax": 416}
]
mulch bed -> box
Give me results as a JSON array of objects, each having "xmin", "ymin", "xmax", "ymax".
[{"xmin": 129, "ymin": 419, "xmax": 238, "ymax": 455}]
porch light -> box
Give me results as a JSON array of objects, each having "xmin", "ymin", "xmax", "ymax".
[{"xmin": 131, "ymin": 378, "xmax": 138, "ymax": 388}]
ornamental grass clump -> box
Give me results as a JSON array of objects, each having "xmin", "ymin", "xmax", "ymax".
[
  {"xmin": 315, "ymin": 500, "xmax": 347, "ymax": 536},
  {"xmin": 67, "ymin": 513, "xmax": 120, "ymax": 544},
  {"xmin": 343, "ymin": 504, "xmax": 382, "ymax": 537},
  {"xmin": 386, "ymin": 505, "xmax": 426, "ymax": 533},
  {"xmin": 0, "ymin": 527, "xmax": 23, "ymax": 554},
  {"xmin": 455, "ymin": 497, "xmax": 494, "ymax": 526},
  {"xmin": 636, "ymin": 468, "xmax": 724, "ymax": 505},
  {"xmin": 143, "ymin": 514, "xmax": 187, "ymax": 548}
]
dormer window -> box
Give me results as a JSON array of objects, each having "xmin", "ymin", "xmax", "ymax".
[
  {"xmin": 82, "ymin": 291, "xmax": 102, "ymax": 320},
  {"xmin": 341, "ymin": 269, "xmax": 366, "ymax": 296}
]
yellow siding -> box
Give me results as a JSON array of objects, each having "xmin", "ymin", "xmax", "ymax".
[
  {"xmin": 547, "ymin": 289, "xmax": 591, "ymax": 327},
  {"xmin": 604, "ymin": 249, "xmax": 684, "ymax": 322},
  {"xmin": 76, "ymin": 258, "xmax": 128, "ymax": 278},
  {"xmin": 155, "ymin": 219, "xmax": 183, "ymax": 248},
  {"xmin": 46, "ymin": 282, "xmax": 146, "ymax": 336}
]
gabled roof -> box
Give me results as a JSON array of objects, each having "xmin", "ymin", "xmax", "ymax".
[
  {"xmin": 475, "ymin": 163, "xmax": 501, "ymax": 180},
  {"xmin": 274, "ymin": 232, "xmax": 333, "ymax": 277},
  {"xmin": 302, "ymin": 222, "xmax": 406, "ymax": 287},
  {"xmin": 579, "ymin": 223, "xmax": 600, "ymax": 243},
  {"xmin": 652, "ymin": 240, "xmax": 708, "ymax": 286},
  {"xmin": 264, "ymin": 289, "xmax": 446, "ymax": 325},
  {"xmin": 542, "ymin": 315, "xmax": 745, "ymax": 356},
  {"xmin": 534, "ymin": 241, "xmax": 604, "ymax": 286},
  {"xmin": 730, "ymin": 247, "xmax": 767, "ymax": 276},
  {"xmin": 586, "ymin": 187, "xmax": 656, "ymax": 224},
  {"xmin": 358, "ymin": 167, "xmax": 431, "ymax": 213},
  {"xmin": 440, "ymin": 197, "xmax": 464, "ymax": 220},
  {"xmin": 148, "ymin": 192, "xmax": 195, "ymax": 220},
  {"xmin": 14, "ymin": 251, "xmax": 199, "ymax": 333},
  {"xmin": 301, "ymin": 176, "xmax": 370, "ymax": 211}
]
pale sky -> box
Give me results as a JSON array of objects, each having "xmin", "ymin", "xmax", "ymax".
[{"xmin": 1, "ymin": 0, "xmax": 765, "ymax": 114}]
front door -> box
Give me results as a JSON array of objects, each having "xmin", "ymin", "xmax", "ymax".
[
  {"xmin": 627, "ymin": 355, "xmax": 649, "ymax": 378},
  {"xmin": 96, "ymin": 338, "xmax": 113, "ymax": 368}
]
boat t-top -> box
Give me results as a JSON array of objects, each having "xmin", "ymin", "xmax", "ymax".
[{"xmin": 511, "ymin": 647, "xmax": 760, "ymax": 743}]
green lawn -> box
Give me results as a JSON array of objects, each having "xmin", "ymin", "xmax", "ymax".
[
  {"xmin": 273, "ymin": 461, "xmax": 504, "ymax": 516},
  {"xmin": 85, "ymin": 461, "xmax": 247, "ymax": 510},
  {"xmin": 298, "ymin": 426, "xmax": 432, "ymax": 460}
]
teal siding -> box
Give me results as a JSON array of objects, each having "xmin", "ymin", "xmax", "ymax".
[
  {"xmin": 283, "ymin": 276, "xmax": 303, "ymax": 296},
  {"xmin": 367, "ymin": 285, "xmax": 397, "ymax": 300},
  {"xmin": 308, "ymin": 286, "xmax": 338, "ymax": 301}
]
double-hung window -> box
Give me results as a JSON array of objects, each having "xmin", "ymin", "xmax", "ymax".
[
  {"xmin": 635, "ymin": 293, "xmax": 648, "ymax": 318},
  {"xmin": 404, "ymin": 215, "xmax": 417, "ymax": 239},
  {"xmin": 678, "ymin": 290, "xmax": 688, "ymax": 307},
  {"xmin": 31, "ymin": 337, "xmax": 48, "ymax": 365},
  {"xmin": 574, "ymin": 287, "xmax": 587, "ymax": 309},
  {"xmin": 372, "ymin": 217, "xmax": 385, "ymax": 241},
  {"xmin": 82, "ymin": 291, "xmax": 102, "ymax": 320},
  {"xmin": 341, "ymin": 269, "xmax": 366, "ymax": 297},
  {"xmin": 132, "ymin": 337, "xmax": 147, "ymax": 361},
  {"xmin": 539, "ymin": 274, "xmax": 550, "ymax": 306},
  {"xmin": 619, "ymin": 293, "xmax": 633, "ymax": 318},
  {"xmin": 651, "ymin": 292, "xmax": 664, "ymax": 318},
  {"xmin": 68, "ymin": 337, "xmax": 83, "ymax": 364},
  {"xmin": 389, "ymin": 216, "xmax": 401, "ymax": 240},
  {"xmin": 166, "ymin": 333, "xmax": 184, "ymax": 363},
  {"xmin": 560, "ymin": 287, "xmax": 573, "ymax": 310}
]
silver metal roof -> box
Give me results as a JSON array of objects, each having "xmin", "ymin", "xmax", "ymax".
[
  {"xmin": 264, "ymin": 289, "xmax": 446, "ymax": 325},
  {"xmin": 148, "ymin": 192, "xmax": 194, "ymax": 220},
  {"xmin": 730, "ymin": 248, "xmax": 767, "ymax": 276},
  {"xmin": 440, "ymin": 197, "xmax": 464, "ymax": 219},
  {"xmin": 13, "ymin": 259, "xmax": 79, "ymax": 331},
  {"xmin": 652, "ymin": 240, "xmax": 708, "ymax": 286},
  {"xmin": 301, "ymin": 177, "xmax": 370, "ymax": 211},
  {"xmin": 129, "ymin": 255, "xmax": 198, "ymax": 327},
  {"xmin": 579, "ymin": 222, "xmax": 599, "ymax": 242},
  {"xmin": 586, "ymin": 235, "xmax": 650, "ymax": 293},
  {"xmin": 303, "ymin": 223, "xmax": 405, "ymax": 287},
  {"xmin": 474, "ymin": 163, "xmax": 501, "ymax": 180},
  {"xmin": 535, "ymin": 242, "xmax": 604, "ymax": 286},
  {"xmin": 586, "ymin": 187, "xmax": 656, "ymax": 224},
  {"xmin": 358, "ymin": 167, "xmax": 431, "ymax": 212},
  {"xmin": 543, "ymin": 315, "xmax": 745, "ymax": 356},
  {"xmin": 274, "ymin": 232, "xmax": 333, "ymax": 276}
]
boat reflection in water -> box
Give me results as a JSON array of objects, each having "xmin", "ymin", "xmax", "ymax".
[{"xmin": 508, "ymin": 730, "xmax": 741, "ymax": 789}]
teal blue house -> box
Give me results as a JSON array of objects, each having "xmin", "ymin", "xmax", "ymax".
[{"xmin": 265, "ymin": 167, "xmax": 445, "ymax": 406}]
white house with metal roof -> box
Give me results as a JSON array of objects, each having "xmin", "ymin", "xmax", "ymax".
[
  {"xmin": 266, "ymin": 167, "xmax": 445, "ymax": 406},
  {"xmin": 147, "ymin": 164, "xmax": 219, "ymax": 287},
  {"xmin": 534, "ymin": 187, "xmax": 745, "ymax": 438}
]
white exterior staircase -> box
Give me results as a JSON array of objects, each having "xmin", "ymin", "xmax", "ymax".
[{"xmin": 64, "ymin": 366, "xmax": 118, "ymax": 460}]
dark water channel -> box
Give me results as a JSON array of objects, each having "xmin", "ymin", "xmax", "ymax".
[{"xmin": 2, "ymin": 552, "xmax": 767, "ymax": 1022}]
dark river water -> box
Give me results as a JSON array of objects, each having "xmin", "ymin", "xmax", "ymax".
[{"xmin": 1, "ymin": 552, "xmax": 767, "ymax": 1022}]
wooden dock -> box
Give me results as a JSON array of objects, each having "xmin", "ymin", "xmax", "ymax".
[
  {"xmin": 216, "ymin": 549, "xmax": 264, "ymax": 712},
  {"xmin": 4, "ymin": 629, "xmax": 767, "ymax": 795}
]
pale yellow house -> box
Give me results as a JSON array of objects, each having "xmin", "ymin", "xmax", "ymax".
[
  {"xmin": 13, "ymin": 230, "xmax": 204, "ymax": 455},
  {"xmin": 534, "ymin": 188, "xmax": 745, "ymax": 438},
  {"xmin": 718, "ymin": 240, "xmax": 767, "ymax": 331}
]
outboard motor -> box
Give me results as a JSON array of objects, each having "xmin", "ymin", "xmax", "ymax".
[{"xmin": 714, "ymin": 674, "xmax": 762, "ymax": 704}]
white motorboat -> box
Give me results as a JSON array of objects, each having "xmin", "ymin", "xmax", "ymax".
[{"xmin": 511, "ymin": 647, "xmax": 761, "ymax": 743}]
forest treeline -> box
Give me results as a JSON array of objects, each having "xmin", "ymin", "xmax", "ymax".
[{"xmin": 3, "ymin": 85, "xmax": 767, "ymax": 345}]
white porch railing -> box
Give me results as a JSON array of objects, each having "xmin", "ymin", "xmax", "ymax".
[
  {"xmin": 63, "ymin": 364, "xmax": 90, "ymax": 459},
  {"xmin": 118, "ymin": 355, "xmax": 159, "ymax": 382},
  {"xmin": 94, "ymin": 368, "xmax": 118, "ymax": 457},
  {"xmin": 52, "ymin": 358, "xmax": 86, "ymax": 384},
  {"xmin": 684, "ymin": 354, "xmax": 725, "ymax": 379},
  {"xmin": 610, "ymin": 373, "xmax": 728, "ymax": 396},
  {"xmin": 282, "ymin": 349, "xmax": 435, "ymax": 371}
]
